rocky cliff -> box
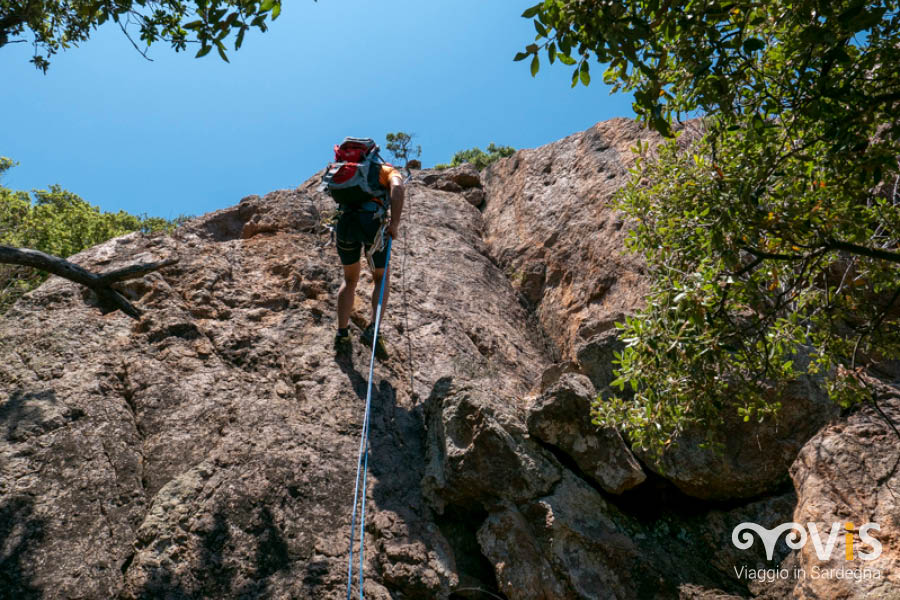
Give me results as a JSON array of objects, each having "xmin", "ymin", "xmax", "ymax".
[{"xmin": 2, "ymin": 118, "xmax": 898, "ymax": 599}]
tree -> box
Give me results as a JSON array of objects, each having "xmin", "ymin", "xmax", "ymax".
[
  {"xmin": 518, "ymin": 1, "xmax": 900, "ymax": 454},
  {"xmin": 0, "ymin": 157, "xmax": 182, "ymax": 316},
  {"xmin": 0, "ymin": 0, "xmax": 301, "ymax": 72},
  {"xmin": 435, "ymin": 143, "xmax": 516, "ymax": 171},
  {"xmin": 385, "ymin": 132, "xmax": 422, "ymax": 167}
]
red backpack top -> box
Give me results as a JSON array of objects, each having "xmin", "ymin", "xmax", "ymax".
[{"xmin": 320, "ymin": 137, "xmax": 389, "ymax": 208}]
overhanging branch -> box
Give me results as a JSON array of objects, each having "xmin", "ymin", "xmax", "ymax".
[
  {"xmin": 742, "ymin": 240, "xmax": 900, "ymax": 264},
  {"xmin": 826, "ymin": 239, "xmax": 900, "ymax": 263},
  {"xmin": 0, "ymin": 244, "xmax": 178, "ymax": 319}
]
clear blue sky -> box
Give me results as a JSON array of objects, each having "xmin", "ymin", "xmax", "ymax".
[{"xmin": 1, "ymin": 1, "xmax": 634, "ymax": 220}]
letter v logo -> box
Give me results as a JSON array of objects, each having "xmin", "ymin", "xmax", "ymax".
[{"xmin": 807, "ymin": 522, "xmax": 843, "ymax": 560}]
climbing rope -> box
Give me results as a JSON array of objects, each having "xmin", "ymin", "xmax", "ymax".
[
  {"xmin": 400, "ymin": 184, "xmax": 416, "ymax": 401},
  {"xmin": 346, "ymin": 237, "xmax": 393, "ymax": 600},
  {"xmin": 346, "ymin": 168, "xmax": 413, "ymax": 599}
]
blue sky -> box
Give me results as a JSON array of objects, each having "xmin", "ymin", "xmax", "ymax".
[{"xmin": 1, "ymin": 1, "xmax": 634, "ymax": 220}]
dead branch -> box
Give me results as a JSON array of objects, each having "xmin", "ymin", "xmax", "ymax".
[{"xmin": 0, "ymin": 244, "xmax": 178, "ymax": 319}]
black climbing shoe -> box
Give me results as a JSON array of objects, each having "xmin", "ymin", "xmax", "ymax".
[
  {"xmin": 360, "ymin": 323, "xmax": 388, "ymax": 360},
  {"xmin": 334, "ymin": 331, "xmax": 352, "ymax": 356}
]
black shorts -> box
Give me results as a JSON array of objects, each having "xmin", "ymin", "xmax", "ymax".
[{"xmin": 335, "ymin": 210, "xmax": 388, "ymax": 269}]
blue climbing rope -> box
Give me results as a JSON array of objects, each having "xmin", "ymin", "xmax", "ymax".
[{"xmin": 346, "ymin": 237, "xmax": 393, "ymax": 600}]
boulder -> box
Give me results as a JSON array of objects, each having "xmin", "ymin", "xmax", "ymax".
[
  {"xmin": 526, "ymin": 373, "xmax": 645, "ymax": 494},
  {"xmin": 574, "ymin": 326, "xmax": 625, "ymax": 390},
  {"xmin": 420, "ymin": 164, "xmax": 482, "ymax": 193},
  {"xmin": 462, "ymin": 187, "xmax": 485, "ymax": 208},
  {"xmin": 476, "ymin": 506, "xmax": 572, "ymax": 599},
  {"xmin": 422, "ymin": 385, "xmax": 560, "ymax": 512},
  {"xmin": 636, "ymin": 374, "xmax": 839, "ymax": 501},
  {"xmin": 786, "ymin": 388, "xmax": 900, "ymax": 599},
  {"xmin": 441, "ymin": 164, "xmax": 482, "ymax": 189}
]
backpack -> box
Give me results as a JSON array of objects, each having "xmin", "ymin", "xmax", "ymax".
[{"xmin": 320, "ymin": 137, "xmax": 389, "ymax": 209}]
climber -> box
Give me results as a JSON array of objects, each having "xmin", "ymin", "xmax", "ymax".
[{"xmin": 321, "ymin": 137, "xmax": 405, "ymax": 358}]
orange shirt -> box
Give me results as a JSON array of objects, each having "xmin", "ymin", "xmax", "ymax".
[
  {"xmin": 375, "ymin": 164, "xmax": 402, "ymax": 204},
  {"xmin": 379, "ymin": 164, "xmax": 402, "ymax": 189}
]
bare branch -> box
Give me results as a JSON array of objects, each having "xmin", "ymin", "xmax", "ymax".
[
  {"xmin": 826, "ymin": 238, "xmax": 900, "ymax": 263},
  {"xmin": 118, "ymin": 18, "xmax": 154, "ymax": 62},
  {"xmin": 95, "ymin": 257, "xmax": 179, "ymax": 284},
  {"xmin": 0, "ymin": 244, "xmax": 178, "ymax": 319}
]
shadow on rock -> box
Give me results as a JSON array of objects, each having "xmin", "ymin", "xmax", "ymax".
[
  {"xmin": 1, "ymin": 389, "xmax": 84, "ymax": 443},
  {"xmin": 336, "ymin": 354, "xmax": 368, "ymax": 401},
  {"xmin": 370, "ymin": 376, "xmax": 505, "ymax": 600},
  {"xmin": 0, "ymin": 496, "xmax": 45, "ymax": 600},
  {"xmin": 126, "ymin": 504, "xmax": 291, "ymax": 600}
]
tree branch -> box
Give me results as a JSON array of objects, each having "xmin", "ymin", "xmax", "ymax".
[
  {"xmin": 0, "ymin": 245, "xmax": 178, "ymax": 319},
  {"xmin": 740, "ymin": 245, "xmax": 804, "ymax": 261},
  {"xmin": 743, "ymin": 239, "xmax": 900, "ymax": 264},
  {"xmin": 826, "ymin": 239, "xmax": 900, "ymax": 263},
  {"xmin": 95, "ymin": 257, "xmax": 179, "ymax": 284}
]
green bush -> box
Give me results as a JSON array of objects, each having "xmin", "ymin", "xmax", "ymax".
[
  {"xmin": 0, "ymin": 157, "xmax": 184, "ymax": 314},
  {"xmin": 434, "ymin": 143, "xmax": 515, "ymax": 171}
]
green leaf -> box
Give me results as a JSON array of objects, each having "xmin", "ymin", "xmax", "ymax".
[
  {"xmin": 531, "ymin": 54, "xmax": 540, "ymax": 77},
  {"xmin": 260, "ymin": 0, "xmax": 277, "ymax": 11},
  {"xmin": 216, "ymin": 40, "xmax": 229, "ymax": 62},
  {"xmin": 195, "ymin": 44, "xmax": 212, "ymax": 58},
  {"xmin": 534, "ymin": 19, "xmax": 548, "ymax": 37},
  {"xmin": 513, "ymin": 51, "xmax": 529, "ymax": 61},
  {"xmin": 579, "ymin": 62, "xmax": 590, "ymax": 86},
  {"xmin": 548, "ymin": 42, "xmax": 556, "ymax": 64},
  {"xmin": 271, "ymin": 3, "xmax": 281, "ymax": 19},
  {"xmin": 742, "ymin": 38, "xmax": 765, "ymax": 53},
  {"xmin": 558, "ymin": 53, "xmax": 576, "ymax": 66},
  {"xmin": 521, "ymin": 4, "xmax": 541, "ymax": 18}
]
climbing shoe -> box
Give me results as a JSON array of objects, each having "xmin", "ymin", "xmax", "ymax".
[
  {"xmin": 334, "ymin": 330, "xmax": 352, "ymax": 356},
  {"xmin": 360, "ymin": 323, "xmax": 388, "ymax": 360}
]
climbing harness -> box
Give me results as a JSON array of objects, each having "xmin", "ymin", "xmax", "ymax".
[
  {"xmin": 364, "ymin": 218, "xmax": 388, "ymax": 272},
  {"xmin": 346, "ymin": 236, "xmax": 393, "ymax": 600}
]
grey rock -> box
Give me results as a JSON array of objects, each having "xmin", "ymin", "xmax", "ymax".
[
  {"xmin": 476, "ymin": 505, "xmax": 571, "ymax": 599},
  {"xmin": 574, "ymin": 327, "xmax": 626, "ymax": 390},
  {"xmin": 637, "ymin": 373, "xmax": 839, "ymax": 501},
  {"xmin": 422, "ymin": 385, "xmax": 560, "ymax": 512},
  {"xmin": 462, "ymin": 187, "xmax": 485, "ymax": 207},
  {"xmin": 527, "ymin": 373, "xmax": 646, "ymax": 494}
]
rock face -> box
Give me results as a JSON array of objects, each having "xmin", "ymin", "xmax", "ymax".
[
  {"xmin": 1, "ymin": 118, "xmax": 898, "ymax": 600},
  {"xmin": 481, "ymin": 118, "xmax": 654, "ymax": 363},
  {"xmin": 788, "ymin": 390, "xmax": 900, "ymax": 599}
]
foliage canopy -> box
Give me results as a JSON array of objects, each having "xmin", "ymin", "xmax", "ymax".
[
  {"xmin": 0, "ymin": 0, "xmax": 296, "ymax": 71},
  {"xmin": 520, "ymin": 0, "xmax": 900, "ymax": 454},
  {"xmin": 0, "ymin": 158, "xmax": 180, "ymax": 313}
]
